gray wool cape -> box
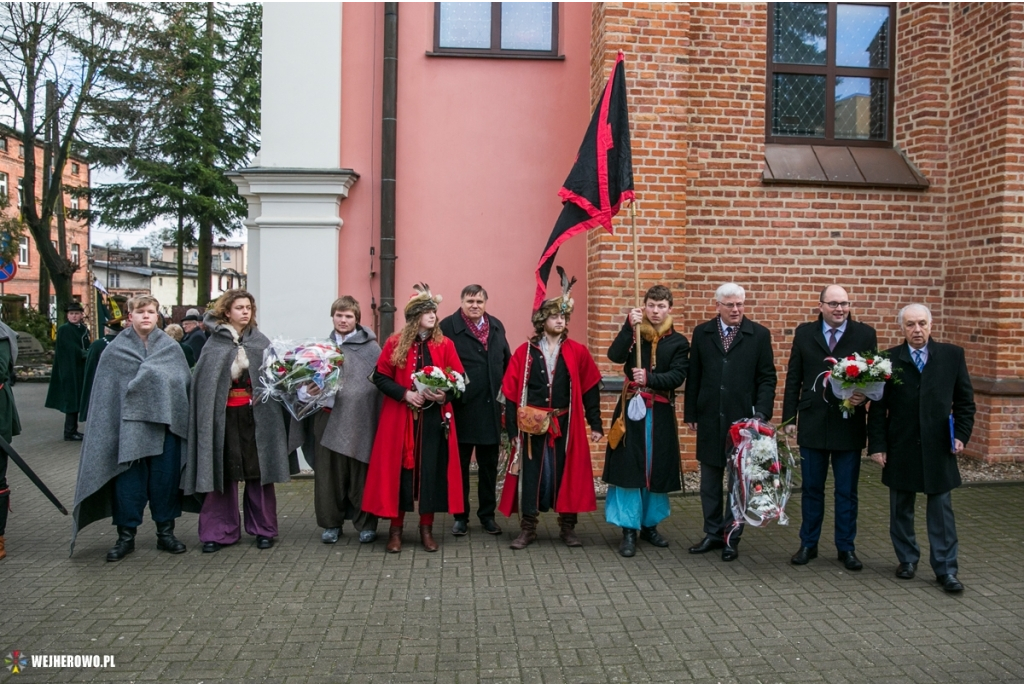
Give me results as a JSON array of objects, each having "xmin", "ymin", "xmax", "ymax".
[
  {"xmin": 70, "ymin": 327, "xmax": 191, "ymax": 552},
  {"xmin": 182, "ymin": 316, "xmax": 295, "ymax": 497},
  {"xmin": 287, "ymin": 326, "xmax": 383, "ymax": 465}
]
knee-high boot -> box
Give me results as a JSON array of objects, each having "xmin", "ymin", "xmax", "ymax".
[{"xmin": 510, "ymin": 514, "xmax": 538, "ymax": 550}]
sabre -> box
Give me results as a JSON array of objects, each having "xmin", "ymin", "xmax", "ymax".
[{"xmin": 0, "ymin": 435, "xmax": 69, "ymax": 515}]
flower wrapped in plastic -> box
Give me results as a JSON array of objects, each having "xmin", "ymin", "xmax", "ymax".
[
  {"xmin": 817, "ymin": 350, "xmax": 897, "ymax": 417},
  {"xmin": 725, "ymin": 417, "xmax": 797, "ymax": 545},
  {"xmin": 257, "ymin": 339, "xmax": 344, "ymax": 421},
  {"xmin": 411, "ymin": 365, "xmax": 467, "ymax": 398}
]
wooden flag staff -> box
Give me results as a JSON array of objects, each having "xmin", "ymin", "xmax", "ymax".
[{"xmin": 631, "ymin": 200, "xmax": 641, "ymax": 370}]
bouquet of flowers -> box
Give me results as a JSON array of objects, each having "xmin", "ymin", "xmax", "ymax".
[
  {"xmin": 726, "ymin": 417, "xmax": 797, "ymax": 545},
  {"xmin": 821, "ymin": 350, "xmax": 895, "ymax": 417},
  {"xmin": 257, "ymin": 339, "xmax": 344, "ymax": 420},
  {"xmin": 411, "ymin": 365, "xmax": 467, "ymax": 398}
]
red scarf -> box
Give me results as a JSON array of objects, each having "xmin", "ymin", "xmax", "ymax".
[{"xmin": 461, "ymin": 310, "xmax": 489, "ymax": 350}]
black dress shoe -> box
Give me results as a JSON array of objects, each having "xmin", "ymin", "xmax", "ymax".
[
  {"xmin": 838, "ymin": 550, "xmax": 863, "ymax": 571},
  {"xmin": 895, "ymin": 562, "xmax": 916, "ymax": 579},
  {"xmin": 937, "ymin": 574, "xmax": 964, "ymax": 593},
  {"xmin": 722, "ymin": 543, "xmax": 739, "ymax": 562},
  {"xmin": 256, "ymin": 536, "xmax": 273, "ymax": 549},
  {"xmin": 639, "ymin": 526, "xmax": 669, "ymax": 547},
  {"xmin": 791, "ymin": 545, "xmax": 818, "ymax": 565},
  {"xmin": 619, "ymin": 529, "xmax": 637, "ymax": 557},
  {"xmin": 64, "ymin": 433, "xmax": 84, "ymax": 442},
  {"xmin": 202, "ymin": 542, "xmax": 222, "ymax": 553},
  {"xmin": 480, "ymin": 518, "xmax": 502, "ymax": 535},
  {"xmin": 688, "ymin": 535, "xmax": 725, "ymax": 554},
  {"xmin": 451, "ymin": 519, "xmax": 468, "ymax": 536}
]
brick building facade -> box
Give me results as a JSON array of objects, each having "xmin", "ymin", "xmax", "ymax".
[
  {"xmin": 586, "ymin": 3, "xmax": 1023, "ymax": 469},
  {"xmin": 0, "ymin": 128, "xmax": 90, "ymax": 317}
]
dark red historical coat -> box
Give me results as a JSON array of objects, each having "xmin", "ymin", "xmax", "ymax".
[
  {"xmin": 362, "ymin": 334, "xmax": 465, "ymax": 519},
  {"xmin": 500, "ymin": 337, "xmax": 602, "ymax": 515}
]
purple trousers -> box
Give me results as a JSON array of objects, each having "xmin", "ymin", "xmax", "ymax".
[{"xmin": 198, "ymin": 479, "xmax": 278, "ymax": 544}]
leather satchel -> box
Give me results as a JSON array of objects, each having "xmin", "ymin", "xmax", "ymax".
[
  {"xmin": 517, "ymin": 405, "xmax": 553, "ymax": 436},
  {"xmin": 517, "ymin": 347, "xmax": 553, "ymax": 436},
  {"xmin": 607, "ymin": 382, "xmax": 631, "ymax": 449}
]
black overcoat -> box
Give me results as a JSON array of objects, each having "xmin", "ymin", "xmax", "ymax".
[
  {"xmin": 439, "ymin": 312, "xmax": 511, "ymax": 445},
  {"xmin": 781, "ymin": 316, "xmax": 877, "ymax": 451},
  {"xmin": 45, "ymin": 321, "xmax": 90, "ymax": 413},
  {"xmin": 683, "ymin": 316, "xmax": 777, "ymax": 469},
  {"xmin": 602, "ymin": 319, "xmax": 688, "ymax": 492},
  {"xmin": 867, "ymin": 340, "xmax": 975, "ymax": 494}
]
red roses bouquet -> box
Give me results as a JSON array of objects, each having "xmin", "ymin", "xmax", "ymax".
[
  {"xmin": 726, "ymin": 417, "xmax": 797, "ymax": 545},
  {"xmin": 411, "ymin": 365, "xmax": 467, "ymax": 398},
  {"xmin": 820, "ymin": 350, "xmax": 896, "ymax": 417}
]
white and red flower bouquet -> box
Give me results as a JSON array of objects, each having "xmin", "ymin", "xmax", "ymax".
[
  {"xmin": 411, "ymin": 365, "xmax": 467, "ymax": 398},
  {"xmin": 258, "ymin": 339, "xmax": 345, "ymax": 420},
  {"xmin": 821, "ymin": 351, "xmax": 895, "ymax": 417},
  {"xmin": 726, "ymin": 418, "xmax": 797, "ymax": 545}
]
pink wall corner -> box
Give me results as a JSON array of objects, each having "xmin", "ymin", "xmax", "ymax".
[
  {"xmin": 338, "ymin": 2, "xmax": 592, "ymax": 345},
  {"xmin": 338, "ymin": 3, "xmax": 384, "ymax": 333}
]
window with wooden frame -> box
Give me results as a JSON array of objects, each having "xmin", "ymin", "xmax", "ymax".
[
  {"xmin": 430, "ymin": 2, "xmax": 559, "ymax": 59},
  {"xmin": 766, "ymin": 3, "xmax": 895, "ymax": 146},
  {"xmin": 0, "ymin": 138, "xmax": 7, "ymax": 152},
  {"xmin": 762, "ymin": 2, "xmax": 926, "ymax": 189}
]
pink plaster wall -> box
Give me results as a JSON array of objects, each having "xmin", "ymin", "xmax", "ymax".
[
  {"xmin": 337, "ymin": 2, "xmax": 384, "ymax": 331},
  {"xmin": 339, "ymin": 2, "xmax": 593, "ymax": 345}
]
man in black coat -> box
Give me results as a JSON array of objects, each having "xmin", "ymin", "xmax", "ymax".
[
  {"xmin": 439, "ymin": 284, "xmax": 511, "ymax": 536},
  {"xmin": 782, "ymin": 285, "xmax": 877, "ymax": 571},
  {"xmin": 683, "ymin": 282, "xmax": 777, "ymax": 561},
  {"xmin": 603, "ymin": 285, "xmax": 688, "ymax": 557},
  {"xmin": 181, "ymin": 308, "xmax": 207, "ymax": 361},
  {"xmin": 868, "ymin": 304, "xmax": 975, "ymax": 593},
  {"xmin": 45, "ymin": 302, "xmax": 91, "ymax": 441}
]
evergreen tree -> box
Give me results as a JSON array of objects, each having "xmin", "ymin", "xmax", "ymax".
[{"xmin": 90, "ymin": 2, "xmax": 261, "ymax": 307}]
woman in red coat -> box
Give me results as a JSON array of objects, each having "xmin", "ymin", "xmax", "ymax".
[{"xmin": 362, "ymin": 284, "xmax": 465, "ymax": 553}]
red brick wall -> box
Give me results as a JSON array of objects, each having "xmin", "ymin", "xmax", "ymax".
[
  {"xmin": 586, "ymin": 2, "xmax": 1023, "ymax": 467},
  {"xmin": 943, "ymin": 3, "xmax": 1024, "ymax": 459},
  {"xmin": 588, "ymin": 3, "xmax": 695, "ymax": 472},
  {"xmin": 0, "ymin": 134, "xmax": 91, "ymax": 317}
]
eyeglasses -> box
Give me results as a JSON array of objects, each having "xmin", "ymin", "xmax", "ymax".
[
  {"xmin": 717, "ymin": 302, "xmax": 744, "ymax": 309},
  {"xmin": 821, "ymin": 301, "xmax": 851, "ymax": 309}
]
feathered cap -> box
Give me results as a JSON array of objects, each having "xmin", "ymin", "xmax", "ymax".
[
  {"xmin": 532, "ymin": 266, "xmax": 576, "ymax": 325},
  {"xmin": 404, "ymin": 282, "xmax": 443, "ymax": 321}
]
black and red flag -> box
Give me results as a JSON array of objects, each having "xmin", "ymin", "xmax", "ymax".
[{"xmin": 533, "ymin": 51, "xmax": 634, "ymax": 310}]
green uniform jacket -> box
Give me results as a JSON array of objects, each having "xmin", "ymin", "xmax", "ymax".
[
  {"xmin": 79, "ymin": 334, "xmax": 118, "ymax": 422},
  {"xmin": 46, "ymin": 322, "xmax": 91, "ymax": 413},
  {"xmin": 0, "ymin": 338, "xmax": 21, "ymax": 443}
]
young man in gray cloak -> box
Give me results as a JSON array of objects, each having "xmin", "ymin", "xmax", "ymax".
[
  {"xmin": 0, "ymin": 317, "xmax": 22, "ymax": 560},
  {"xmin": 70, "ymin": 296, "xmax": 191, "ymax": 561},
  {"xmin": 182, "ymin": 289, "xmax": 294, "ymax": 552},
  {"xmin": 289, "ymin": 296, "xmax": 383, "ymax": 544}
]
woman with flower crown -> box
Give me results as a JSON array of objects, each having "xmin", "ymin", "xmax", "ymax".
[{"xmin": 361, "ymin": 284, "xmax": 466, "ymax": 553}]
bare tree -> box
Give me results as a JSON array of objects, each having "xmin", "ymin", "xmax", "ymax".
[{"xmin": 0, "ymin": 3, "xmax": 139, "ymax": 316}]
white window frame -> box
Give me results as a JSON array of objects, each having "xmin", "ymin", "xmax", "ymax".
[{"xmin": 17, "ymin": 236, "xmax": 28, "ymax": 265}]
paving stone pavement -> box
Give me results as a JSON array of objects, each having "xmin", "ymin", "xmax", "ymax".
[{"xmin": 2, "ymin": 382, "xmax": 1024, "ymax": 684}]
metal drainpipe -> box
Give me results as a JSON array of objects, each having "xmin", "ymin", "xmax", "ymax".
[{"xmin": 379, "ymin": 2, "xmax": 398, "ymax": 339}]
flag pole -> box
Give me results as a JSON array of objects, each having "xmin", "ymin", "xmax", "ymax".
[{"xmin": 631, "ymin": 200, "xmax": 641, "ymax": 371}]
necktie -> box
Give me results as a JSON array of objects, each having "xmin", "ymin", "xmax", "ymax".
[
  {"xmin": 828, "ymin": 328, "xmax": 838, "ymax": 352},
  {"xmin": 913, "ymin": 349, "xmax": 924, "ymax": 372}
]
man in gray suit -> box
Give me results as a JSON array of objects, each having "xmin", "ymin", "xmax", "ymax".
[{"xmin": 868, "ymin": 304, "xmax": 976, "ymax": 593}]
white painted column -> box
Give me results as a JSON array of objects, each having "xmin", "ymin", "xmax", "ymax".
[{"xmin": 230, "ymin": 2, "xmax": 355, "ymax": 340}]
